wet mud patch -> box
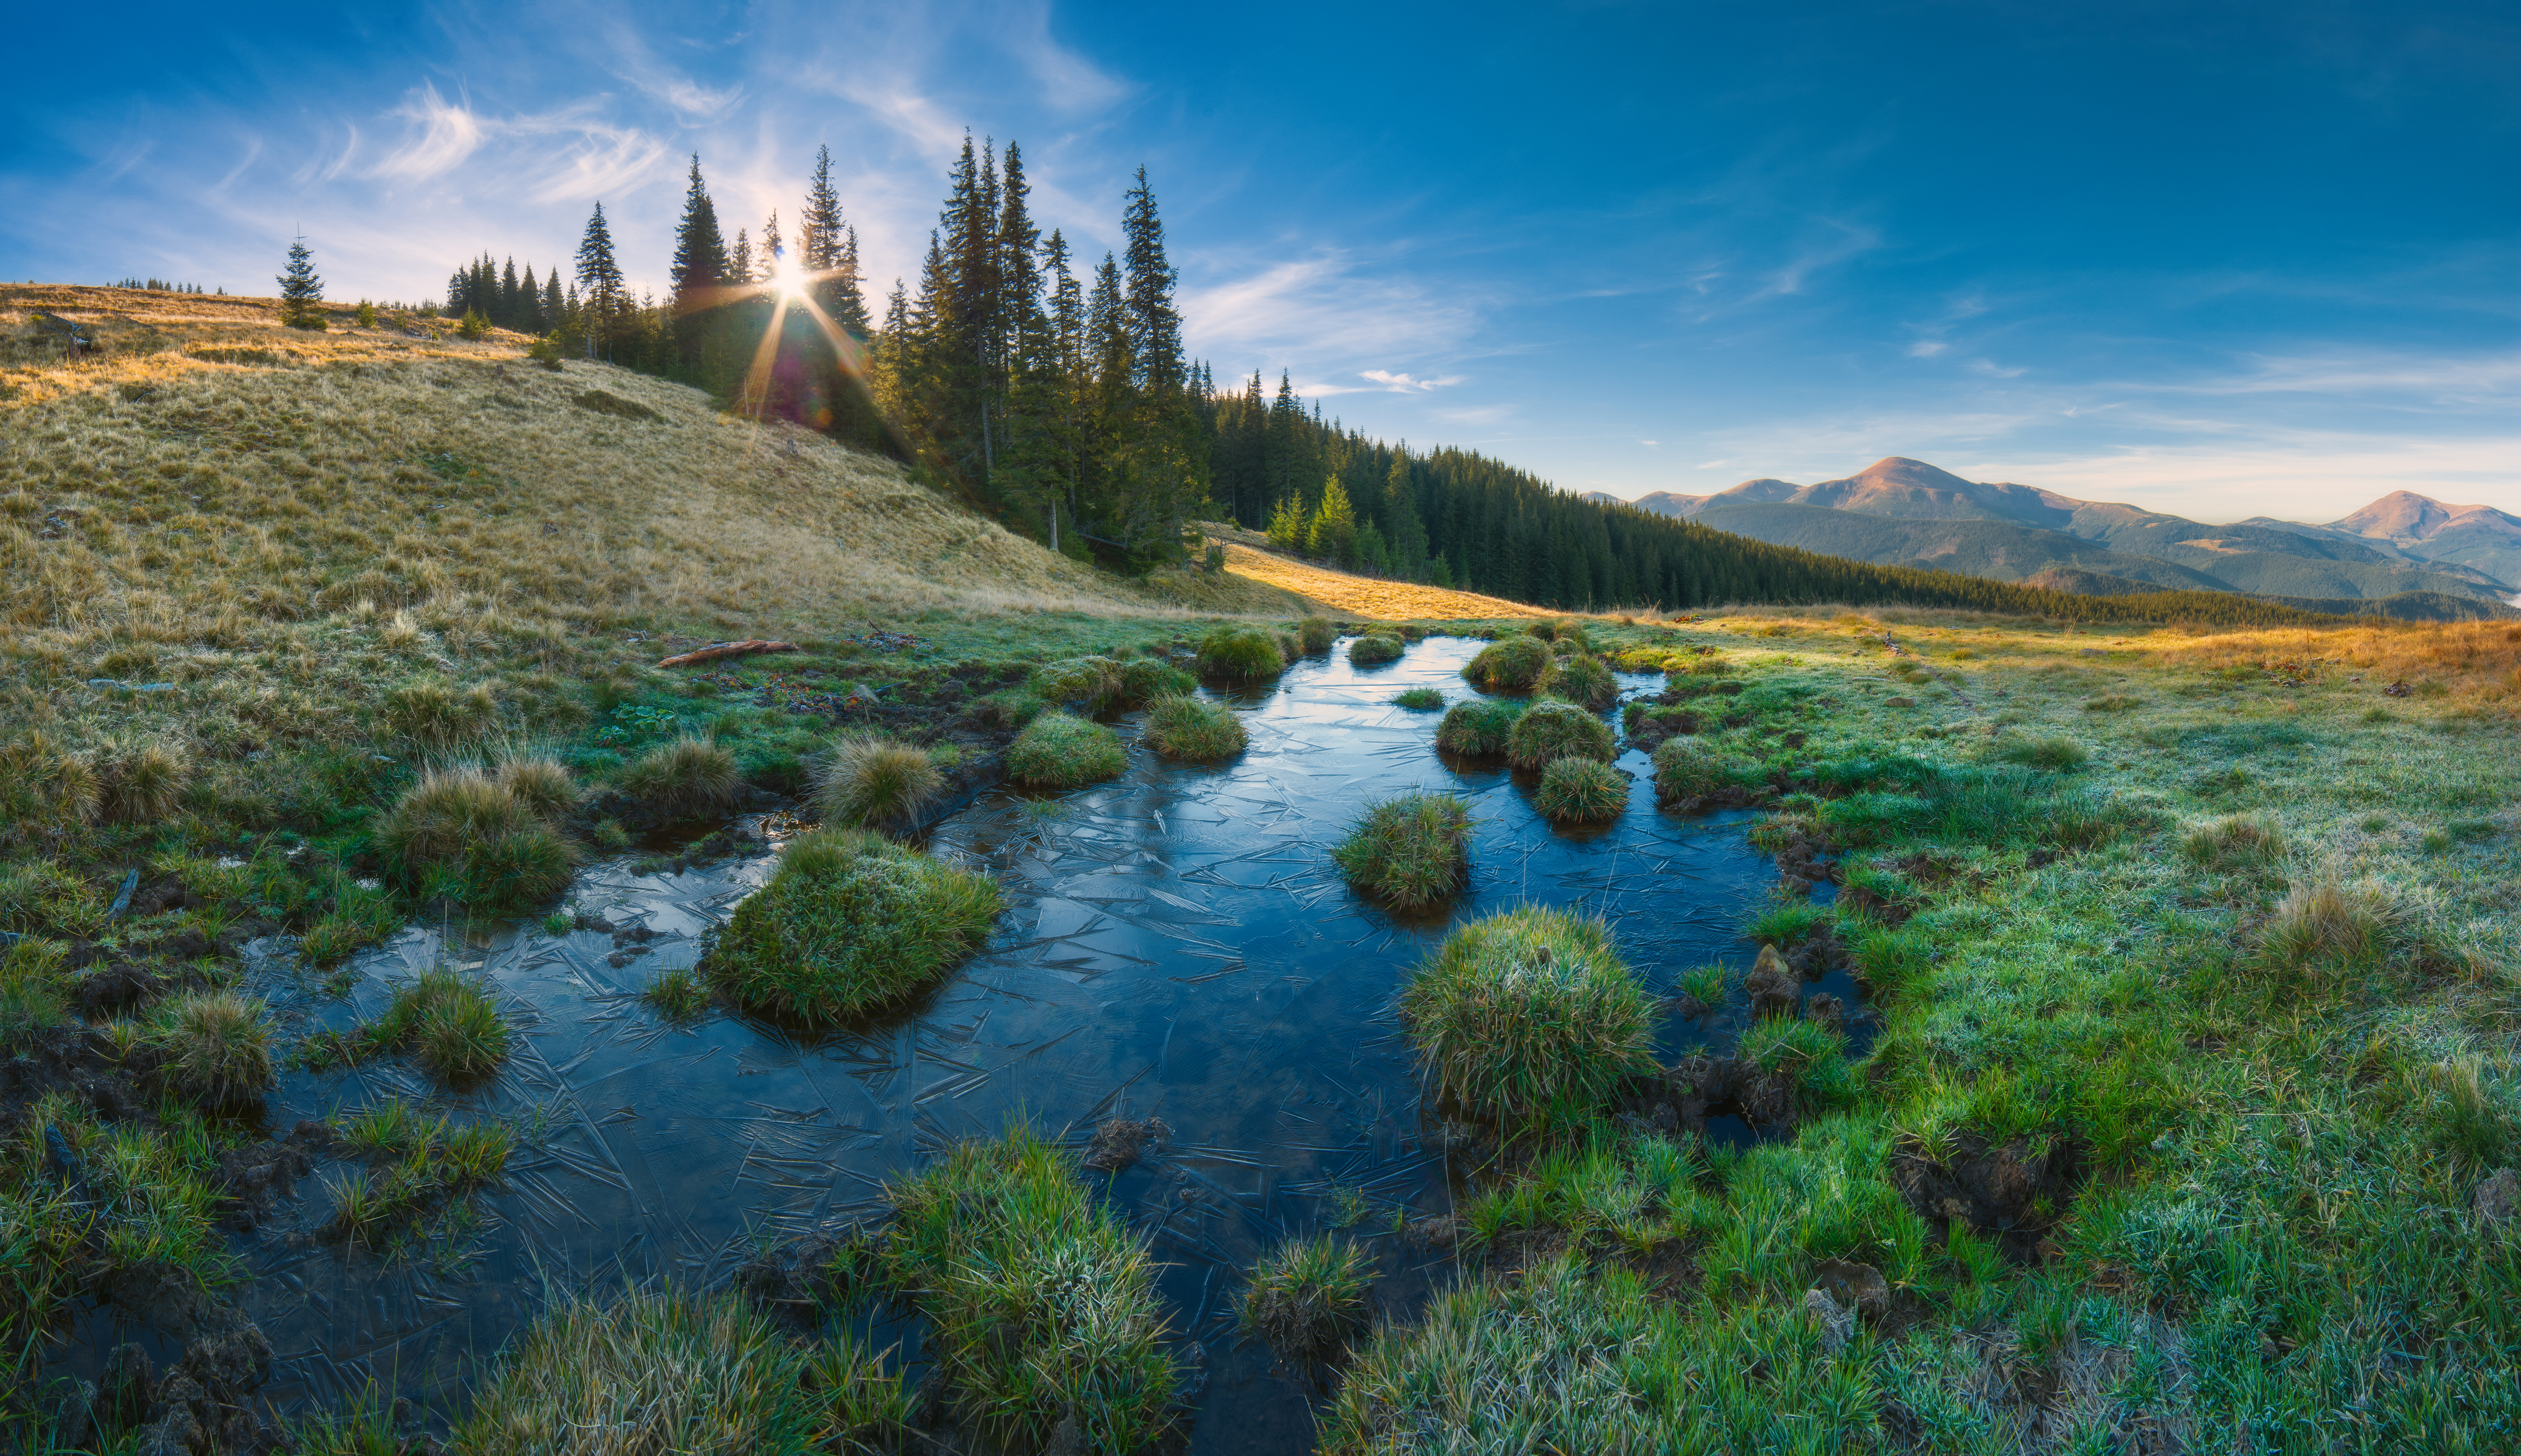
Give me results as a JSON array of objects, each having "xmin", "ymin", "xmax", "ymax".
[{"xmin": 1892, "ymin": 1132, "xmax": 2088, "ymax": 1261}]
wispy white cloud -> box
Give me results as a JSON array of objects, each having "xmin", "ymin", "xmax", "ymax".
[
  {"xmin": 374, "ymin": 83, "xmax": 484, "ymax": 180},
  {"xmin": 1352, "ymin": 368, "xmax": 1465, "ymax": 394}
]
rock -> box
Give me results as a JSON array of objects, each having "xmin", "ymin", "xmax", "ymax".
[
  {"xmin": 1803, "ymin": 1286, "xmax": 1855, "ymax": 1353},
  {"xmin": 1807, "ymin": 992, "xmax": 1846, "ymax": 1037},
  {"xmin": 2477, "ymin": 1169, "xmax": 2519, "ymax": 1232},
  {"xmin": 1404, "ymin": 1215, "xmax": 1458, "ymax": 1250},
  {"xmin": 1810, "ymin": 1258, "xmax": 1889, "ymax": 1322},
  {"xmin": 1745, "ymin": 944, "xmax": 1799, "ymax": 1020}
]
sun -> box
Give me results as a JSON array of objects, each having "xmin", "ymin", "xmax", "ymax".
[{"xmin": 770, "ymin": 254, "xmax": 809, "ymax": 300}]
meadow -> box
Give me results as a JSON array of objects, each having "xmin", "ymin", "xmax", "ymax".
[{"xmin": 5, "ymin": 286, "xmax": 2519, "ymax": 1454}]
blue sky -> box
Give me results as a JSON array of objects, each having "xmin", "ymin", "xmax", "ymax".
[{"xmin": 5, "ymin": 1, "xmax": 2513, "ymax": 521}]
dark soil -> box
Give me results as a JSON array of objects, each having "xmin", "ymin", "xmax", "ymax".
[
  {"xmin": 1617, "ymin": 1055, "xmax": 1805, "ymax": 1140},
  {"xmin": 1890, "ymin": 1132, "xmax": 2087, "ymax": 1261}
]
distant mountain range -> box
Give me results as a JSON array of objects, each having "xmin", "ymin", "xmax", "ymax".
[{"xmin": 1584, "ymin": 458, "xmax": 2521, "ymax": 618}]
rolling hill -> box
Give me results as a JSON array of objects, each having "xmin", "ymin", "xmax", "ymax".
[{"xmin": 1612, "ymin": 457, "xmax": 2516, "ymax": 616}]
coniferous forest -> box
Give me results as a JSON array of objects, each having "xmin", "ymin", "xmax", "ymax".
[{"xmin": 445, "ymin": 139, "xmax": 2337, "ymax": 628}]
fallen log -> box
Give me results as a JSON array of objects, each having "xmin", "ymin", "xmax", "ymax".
[{"xmin": 658, "ymin": 639, "xmax": 798, "ymax": 668}]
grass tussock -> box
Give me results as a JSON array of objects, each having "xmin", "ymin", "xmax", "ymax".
[
  {"xmin": 1034, "ymin": 655, "xmax": 1127, "ymax": 711},
  {"xmin": 1333, "ymin": 793, "xmax": 1472, "ymax": 911},
  {"xmin": 618, "ymin": 735, "xmax": 743, "ymax": 821},
  {"xmin": 881, "ymin": 1129, "xmax": 1175, "ymax": 1452},
  {"xmin": 326, "ymin": 1102, "xmax": 514, "ymax": 1244},
  {"xmin": 1397, "ymin": 906, "xmax": 1655, "ymax": 1131},
  {"xmin": 1298, "ymin": 616, "xmax": 1338, "ymax": 655},
  {"xmin": 705, "ymin": 828, "xmax": 998, "ymax": 1023},
  {"xmin": 1393, "ymin": 687, "xmax": 1445, "ymax": 710},
  {"xmin": 385, "ymin": 679, "xmax": 498, "ymax": 751},
  {"xmin": 1007, "ymin": 710, "xmax": 1126, "ymax": 788},
  {"xmin": 1141, "ymin": 695, "xmax": 1247, "ymax": 762},
  {"xmin": 813, "ymin": 734, "xmax": 943, "ymax": 828},
  {"xmin": 494, "ymin": 755, "xmax": 578, "ymax": 821},
  {"xmin": 1548, "ymin": 653, "xmax": 1619, "ymax": 710},
  {"xmin": 640, "ymin": 965, "xmax": 710, "ymax": 1020},
  {"xmin": 1534, "ymin": 758, "xmax": 1628, "ymax": 823},
  {"xmin": 311, "ymin": 966, "xmax": 514, "ymax": 1085},
  {"xmin": 1992, "ymin": 734, "xmax": 2089, "ymax": 770},
  {"xmin": 2263, "ymin": 869, "xmax": 2395, "ymax": 968},
  {"xmin": 94, "ymin": 739, "xmax": 189, "ymax": 823},
  {"xmin": 1198, "ymin": 625, "xmax": 1287, "ymax": 682},
  {"xmin": 1348, "ymin": 633, "xmax": 1406, "ymax": 666},
  {"xmin": 1434, "ymin": 698, "xmax": 1524, "ymax": 756},
  {"xmin": 1505, "ymin": 700, "xmax": 1616, "ymax": 771},
  {"xmin": 374, "ymin": 766, "xmax": 575, "ymax": 913},
  {"xmin": 450, "ymin": 1287, "xmax": 908, "ymax": 1455},
  {"xmin": 1240, "ymin": 1235, "xmax": 1374, "ymax": 1361},
  {"xmin": 1462, "ymin": 636, "xmax": 1554, "ymax": 692},
  {"xmin": 2182, "ymin": 812, "xmax": 2288, "ymax": 873},
  {"xmin": 144, "ymin": 989, "xmax": 274, "ymax": 1109}
]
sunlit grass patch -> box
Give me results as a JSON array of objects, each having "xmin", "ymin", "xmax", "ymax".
[
  {"xmin": 1434, "ymin": 698, "xmax": 1524, "ymax": 755},
  {"xmin": 704, "ymin": 828, "xmax": 998, "ymax": 1023},
  {"xmin": 1333, "ymin": 792, "xmax": 1472, "ymax": 911},
  {"xmin": 1007, "ymin": 710, "xmax": 1126, "ymax": 788},
  {"xmin": 881, "ymin": 1128, "xmax": 1175, "ymax": 1451},
  {"xmin": 1240, "ymin": 1235, "xmax": 1373, "ymax": 1361},
  {"xmin": 1461, "ymin": 635, "xmax": 1553, "ymax": 692},
  {"xmin": 1141, "ymin": 695, "xmax": 1246, "ymax": 762},
  {"xmin": 1397, "ymin": 906, "xmax": 1654, "ymax": 1132}
]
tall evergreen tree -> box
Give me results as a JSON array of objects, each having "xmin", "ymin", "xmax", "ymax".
[
  {"xmin": 574, "ymin": 202, "xmax": 626, "ymax": 354},
  {"xmin": 1120, "ymin": 168, "xmax": 1185, "ymax": 393},
  {"xmin": 670, "ymin": 155, "xmax": 730, "ymax": 306},
  {"xmin": 760, "ymin": 209, "xmax": 784, "ymax": 279},
  {"xmin": 500, "ymin": 257, "xmax": 521, "ymax": 327},
  {"xmin": 278, "ymin": 233, "xmax": 324, "ymax": 330},
  {"xmin": 731, "ymin": 228, "xmax": 753, "ymax": 286}
]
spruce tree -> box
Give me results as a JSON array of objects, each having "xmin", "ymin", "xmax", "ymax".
[
  {"xmin": 500, "ymin": 257, "xmax": 521, "ymax": 327},
  {"xmin": 277, "ymin": 233, "xmax": 324, "ymax": 330},
  {"xmin": 1120, "ymin": 167, "xmax": 1184, "ymax": 393},
  {"xmin": 574, "ymin": 202, "xmax": 626, "ymax": 356},
  {"xmin": 731, "ymin": 227, "xmax": 752, "ymax": 285},
  {"xmin": 670, "ymin": 155, "xmax": 730, "ymax": 306}
]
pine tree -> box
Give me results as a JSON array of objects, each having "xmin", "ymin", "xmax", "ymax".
[
  {"xmin": 1120, "ymin": 167, "xmax": 1185, "ymax": 394},
  {"xmin": 1307, "ymin": 475, "xmax": 1358, "ymax": 564},
  {"xmin": 277, "ymin": 233, "xmax": 324, "ymax": 330},
  {"xmin": 500, "ymin": 257, "xmax": 521, "ymax": 328},
  {"xmin": 670, "ymin": 155, "xmax": 730, "ymax": 307},
  {"xmin": 760, "ymin": 209, "xmax": 783, "ymax": 280},
  {"xmin": 574, "ymin": 202, "xmax": 626, "ymax": 355},
  {"xmin": 800, "ymin": 145, "xmax": 871, "ymax": 335},
  {"xmin": 519, "ymin": 263, "xmax": 542, "ymax": 333},
  {"xmin": 731, "ymin": 228, "xmax": 753, "ymax": 286},
  {"xmin": 1384, "ymin": 451, "xmax": 1427, "ymax": 578}
]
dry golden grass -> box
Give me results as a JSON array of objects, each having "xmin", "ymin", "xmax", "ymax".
[
  {"xmin": 0, "ymin": 285, "xmax": 1298, "ymax": 754},
  {"xmin": 1219, "ymin": 541, "xmax": 1551, "ymax": 620}
]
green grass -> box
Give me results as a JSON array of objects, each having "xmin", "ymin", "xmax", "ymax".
[
  {"xmin": 1333, "ymin": 792, "xmax": 1472, "ymax": 911},
  {"xmin": 1118, "ymin": 657, "xmax": 1197, "ymax": 704},
  {"xmin": 1141, "ymin": 695, "xmax": 1247, "ymax": 762},
  {"xmin": 1006, "ymin": 710, "xmax": 1127, "ymax": 788},
  {"xmin": 881, "ymin": 1128, "xmax": 1175, "ymax": 1451},
  {"xmin": 1461, "ymin": 636, "xmax": 1553, "ymax": 692},
  {"xmin": 1033, "ymin": 655, "xmax": 1127, "ymax": 711},
  {"xmin": 640, "ymin": 965, "xmax": 710, "ymax": 1019},
  {"xmin": 1348, "ymin": 633, "xmax": 1405, "ymax": 666},
  {"xmin": 1240, "ymin": 1235, "xmax": 1374, "ymax": 1360},
  {"xmin": 0, "ymin": 936, "xmax": 71, "ymax": 1047},
  {"xmin": 1533, "ymin": 758, "xmax": 1627, "ymax": 823},
  {"xmin": 1197, "ymin": 626, "xmax": 1287, "ymax": 681},
  {"xmin": 1297, "ymin": 616, "xmax": 1338, "ymax": 655},
  {"xmin": 1434, "ymin": 698, "xmax": 1524, "ymax": 755},
  {"xmin": 1505, "ymin": 701, "xmax": 1616, "ymax": 770},
  {"xmin": 449, "ymin": 1287, "xmax": 909, "ymax": 1455},
  {"xmin": 144, "ymin": 989, "xmax": 274, "ymax": 1109},
  {"xmin": 617, "ymin": 735, "xmax": 743, "ymax": 820},
  {"xmin": 313, "ymin": 966, "xmax": 515, "ymax": 1086},
  {"xmin": 1547, "ymin": 653, "xmax": 1618, "ymax": 709},
  {"xmin": 325, "ymin": 1100, "xmax": 514, "ymax": 1245},
  {"xmin": 375, "ymin": 766, "xmax": 577, "ymax": 913},
  {"xmin": 1397, "ymin": 906, "xmax": 1656, "ymax": 1133},
  {"xmin": 812, "ymin": 733, "xmax": 944, "ymax": 828},
  {"xmin": 1992, "ymin": 733, "xmax": 2090, "ymax": 770},
  {"xmin": 703, "ymin": 828, "xmax": 999, "ymax": 1023},
  {"xmin": 1393, "ymin": 687, "xmax": 1445, "ymax": 710}
]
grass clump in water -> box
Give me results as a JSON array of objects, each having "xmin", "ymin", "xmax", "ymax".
[
  {"xmin": 882, "ymin": 1128, "xmax": 1176, "ymax": 1452},
  {"xmin": 1119, "ymin": 657, "xmax": 1197, "ymax": 704},
  {"xmin": 1141, "ymin": 696, "xmax": 1246, "ymax": 762},
  {"xmin": 1393, "ymin": 687, "xmax": 1445, "ymax": 710},
  {"xmin": 1007, "ymin": 710, "xmax": 1126, "ymax": 788},
  {"xmin": 145, "ymin": 990, "xmax": 273, "ymax": 1109},
  {"xmin": 1397, "ymin": 906, "xmax": 1654, "ymax": 1132},
  {"xmin": 375, "ymin": 766, "xmax": 576, "ymax": 913},
  {"xmin": 1462, "ymin": 636, "xmax": 1553, "ymax": 692},
  {"xmin": 450, "ymin": 1287, "xmax": 909, "ymax": 1455},
  {"xmin": 640, "ymin": 965, "xmax": 709, "ymax": 1020},
  {"xmin": 313, "ymin": 967, "xmax": 514, "ymax": 1086},
  {"xmin": 1434, "ymin": 699, "xmax": 1524, "ymax": 756},
  {"xmin": 1240, "ymin": 1235, "xmax": 1373, "ymax": 1361},
  {"xmin": 1297, "ymin": 616, "xmax": 1338, "ymax": 655},
  {"xmin": 704, "ymin": 829, "xmax": 998, "ymax": 1023},
  {"xmin": 618, "ymin": 735, "xmax": 743, "ymax": 820},
  {"xmin": 1348, "ymin": 633, "xmax": 1405, "ymax": 666},
  {"xmin": 1333, "ymin": 793, "xmax": 1472, "ymax": 911},
  {"xmin": 1505, "ymin": 700, "xmax": 1616, "ymax": 771},
  {"xmin": 1547, "ymin": 653, "xmax": 1618, "ymax": 710},
  {"xmin": 1534, "ymin": 759, "xmax": 1627, "ymax": 824},
  {"xmin": 1033, "ymin": 655, "xmax": 1126, "ymax": 711},
  {"xmin": 1198, "ymin": 626, "xmax": 1287, "ymax": 681},
  {"xmin": 813, "ymin": 733, "xmax": 944, "ymax": 829}
]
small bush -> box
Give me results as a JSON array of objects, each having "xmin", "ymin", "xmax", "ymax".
[
  {"xmin": 882, "ymin": 1130, "xmax": 1175, "ymax": 1451},
  {"xmin": 147, "ymin": 990, "xmax": 273, "ymax": 1109},
  {"xmin": 1298, "ymin": 616, "xmax": 1337, "ymax": 655},
  {"xmin": 495, "ymin": 756, "xmax": 578, "ymax": 821},
  {"xmin": 1394, "ymin": 688, "xmax": 1446, "ymax": 710},
  {"xmin": 384, "ymin": 680, "xmax": 497, "ymax": 750},
  {"xmin": 1548, "ymin": 653, "xmax": 1618, "ymax": 710},
  {"xmin": 451, "ymin": 1288, "xmax": 905, "ymax": 1456},
  {"xmin": 1534, "ymin": 759, "xmax": 1627, "ymax": 823},
  {"xmin": 1334, "ymin": 793, "xmax": 1472, "ymax": 910},
  {"xmin": 1462, "ymin": 637, "xmax": 1554, "ymax": 692},
  {"xmin": 2182, "ymin": 812, "xmax": 2287, "ymax": 873},
  {"xmin": 814, "ymin": 734, "xmax": 944, "ymax": 828},
  {"xmin": 1198, "ymin": 627, "xmax": 1287, "ymax": 681},
  {"xmin": 705, "ymin": 829, "xmax": 999, "ymax": 1023},
  {"xmin": 97, "ymin": 740, "xmax": 189, "ymax": 824},
  {"xmin": 1435, "ymin": 699, "xmax": 1525, "ymax": 756},
  {"xmin": 2263, "ymin": 870, "xmax": 2393, "ymax": 968},
  {"xmin": 1397, "ymin": 906, "xmax": 1656, "ymax": 1131},
  {"xmin": 1142, "ymin": 696, "xmax": 1247, "ymax": 762},
  {"xmin": 1994, "ymin": 735, "xmax": 2088, "ymax": 771},
  {"xmin": 1241, "ymin": 1235, "xmax": 1374, "ymax": 1360},
  {"xmin": 1348, "ymin": 633, "xmax": 1405, "ymax": 666},
  {"xmin": 1506, "ymin": 701, "xmax": 1616, "ymax": 771},
  {"xmin": 1008, "ymin": 710, "xmax": 1126, "ymax": 788},
  {"xmin": 1034, "ymin": 656, "xmax": 1126, "ymax": 711},
  {"xmin": 618, "ymin": 736, "xmax": 743, "ymax": 820}
]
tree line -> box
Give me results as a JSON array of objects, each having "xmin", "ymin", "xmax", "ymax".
[{"xmin": 430, "ymin": 146, "xmax": 2348, "ymax": 627}]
